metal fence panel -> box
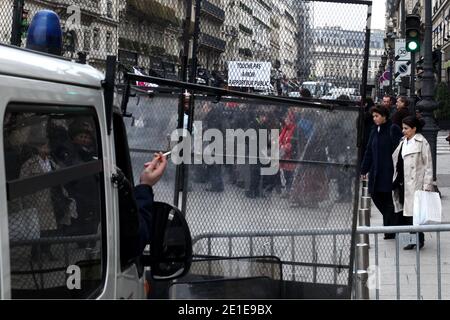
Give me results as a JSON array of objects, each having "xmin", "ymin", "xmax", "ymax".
[{"xmin": 186, "ymin": 95, "xmax": 360, "ymax": 288}]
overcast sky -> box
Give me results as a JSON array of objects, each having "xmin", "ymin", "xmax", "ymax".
[
  {"xmin": 372, "ymin": 0, "xmax": 387, "ymax": 30},
  {"xmin": 313, "ymin": 0, "xmax": 386, "ymax": 31}
]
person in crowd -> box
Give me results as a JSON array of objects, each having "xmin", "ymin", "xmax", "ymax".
[
  {"xmin": 246, "ymin": 110, "xmax": 271, "ymax": 198},
  {"xmin": 260, "ymin": 109, "xmax": 280, "ymax": 196},
  {"xmin": 392, "ymin": 96, "xmax": 411, "ymax": 128},
  {"xmin": 361, "ymin": 97, "xmax": 375, "ymax": 161},
  {"xmin": 289, "ymin": 109, "xmax": 329, "ymax": 208},
  {"xmin": 203, "ymin": 101, "xmax": 224, "ymax": 192},
  {"xmin": 327, "ymin": 98, "xmax": 357, "ymax": 203},
  {"xmin": 392, "ymin": 116, "xmax": 433, "ymax": 250},
  {"xmin": 361, "ymin": 105, "xmax": 403, "ymax": 239},
  {"xmin": 279, "ymin": 110, "xmax": 298, "ymax": 197},
  {"xmin": 382, "ymin": 95, "xmax": 397, "ymax": 117}
]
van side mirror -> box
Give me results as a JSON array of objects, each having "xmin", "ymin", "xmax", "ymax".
[{"xmin": 143, "ymin": 202, "xmax": 192, "ymax": 280}]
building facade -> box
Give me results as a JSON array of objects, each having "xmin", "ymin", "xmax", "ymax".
[
  {"xmin": 432, "ymin": 0, "xmax": 450, "ymax": 85},
  {"xmin": 118, "ymin": 0, "xmax": 184, "ymax": 79},
  {"xmin": 0, "ymin": 0, "xmax": 121, "ymax": 70},
  {"xmin": 311, "ymin": 26, "xmax": 366, "ymax": 90},
  {"xmin": 368, "ymin": 29, "xmax": 385, "ymax": 86},
  {"xmin": 0, "ymin": 0, "xmax": 317, "ymax": 88}
]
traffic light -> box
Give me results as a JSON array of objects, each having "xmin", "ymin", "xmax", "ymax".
[
  {"xmin": 432, "ymin": 49, "xmax": 441, "ymax": 73},
  {"xmin": 405, "ymin": 14, "xmax": 421, "ymax": 53}
]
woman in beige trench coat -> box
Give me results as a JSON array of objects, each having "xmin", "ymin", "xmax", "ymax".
[{"xmin": 392, "ymin": 116, "xmax": 434, "ymax": 250}]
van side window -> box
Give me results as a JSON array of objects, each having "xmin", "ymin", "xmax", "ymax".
[{"xmin": 3, "ymin": 105, "xmax": 105, "ymax": 299}]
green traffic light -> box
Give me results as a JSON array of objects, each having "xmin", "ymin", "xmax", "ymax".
[{"xmin": 407, "ymin": 41, "xmax": 419, "ymax": 52}]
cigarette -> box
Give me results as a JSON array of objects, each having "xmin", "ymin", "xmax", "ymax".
[{"xmin": 162, "ymin": 151, "xmax": 172, "ymax": 157}]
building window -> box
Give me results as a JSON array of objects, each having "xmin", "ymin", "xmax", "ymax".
[
  {"xmin": 106, "ymin": 31, "xmax": 112, "ymax": 53},
  {"xmin": 106, "ymin": 1, "xmax": 113, "ymax": 18},
  {"xmin": 93, "ymin": 28, "xmax": 100, "ymax": 50},
  {"xmin": 4, "ymin": 105, "xmax": 105, "ymax": 299},
  {"xmin": 83, "ymin": 30, "xmax": 91, "ymax": 51}
]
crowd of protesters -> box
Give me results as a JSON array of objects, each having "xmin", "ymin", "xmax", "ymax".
[{"xmin": 188, "ymin": 89, "xmax": 357, "ymax": 209}]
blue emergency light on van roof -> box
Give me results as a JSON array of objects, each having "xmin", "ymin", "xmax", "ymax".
[{"xmin": 26, "ymin": 10, "xmax": 62, "ymax": 56}]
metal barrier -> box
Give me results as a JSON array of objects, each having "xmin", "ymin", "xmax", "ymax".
[
  {"xmin": 118, "ymin": 73, "xmax": 363, "ymax": 298},
  {"xmin": 355, "ymin": 177, "xmax": 370, "ymax": 299},
  {"xmin": 192, "ymin": 223, "xmax": 450, "ymax": 300},
  {"xmin": 356, "ymin": 224, "xmax": 450, "ymax": 300}
]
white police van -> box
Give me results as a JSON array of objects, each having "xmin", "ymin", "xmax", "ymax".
[{"xmin": 0, "ymin": 10, "xmax": 191, "ymax": 300}]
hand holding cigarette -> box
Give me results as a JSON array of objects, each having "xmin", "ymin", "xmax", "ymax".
[
  {"xmin": 140, "ymin": 152, "xmax": 168, "ymax": 186},
  {"xmin": 161, "ymin": 151, "xmax": 172, "ymax": 158}
]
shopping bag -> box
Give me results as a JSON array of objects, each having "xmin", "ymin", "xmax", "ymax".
[
  {"xmin": 8, "ymin": 208, "xmax": 40, "ymax": 241},
  {"xmin": 413, "ymin": 190, "xmax": 442, "ymax": 225}
]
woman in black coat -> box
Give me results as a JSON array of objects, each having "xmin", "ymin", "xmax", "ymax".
[{"xmin": 361, "ymin": 106, "xmax": 402, "ymax": 239}]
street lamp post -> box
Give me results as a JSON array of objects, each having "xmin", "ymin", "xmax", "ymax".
[
  {"xmin": 384, "ymin": 33, "xmax": 397, "ymax": 96},
  {"xmin": 378, "ymin": 69, "xmax": 384, "ymax": 99},
  {"xmin": 416, "ymin": 0, "xmax": 440, "ymax": 186},
  {"xmin": 380, "ymin": 54, "xmax": 388, "ymax": 95},
  {"xmin": 389, "ymin": 57, "xmax": 394, "ymax": 95}
]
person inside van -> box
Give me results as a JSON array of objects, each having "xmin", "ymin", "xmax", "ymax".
[
  {"xmin": 135, "ymin": 152, "xmax": 168, "ymax": 253},
  {"xmin": 63, "ymin": 120, "xmax": 100, "ymax": 245},
  {"xmin": 20, "ymin": 135, "xmax": 77, "ymax": 261}
]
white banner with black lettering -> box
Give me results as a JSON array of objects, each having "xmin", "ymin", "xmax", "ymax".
[{"xmin": 228, "ymin": 61, "xmax": 272, "ymax": 88}]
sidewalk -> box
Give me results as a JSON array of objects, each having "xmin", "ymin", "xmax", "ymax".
[{"xmin": 368, "ymin": 130, "xmax": 450, "ymax": 300}]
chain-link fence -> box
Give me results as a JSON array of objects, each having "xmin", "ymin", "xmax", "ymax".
[
  {"xmin": 121, "ymin": 73, "xmax": 362, "ymax": 297},
  {"xmin": 1, "ymin": 0, "xmax": 372, "ymax": 298}
]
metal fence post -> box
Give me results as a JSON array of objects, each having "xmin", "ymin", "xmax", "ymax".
[
  {"xmin": 356, "ymin": 177, "xmax": 371, "ymax": 299},
  {"xmin": 10, "ymin": 0, "xmax": 25, "ymax": 46}
]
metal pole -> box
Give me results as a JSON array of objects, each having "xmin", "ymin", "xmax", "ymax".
[
  {"xmin": 410, "ymin": 51, "xmax": 417, "ymax": 114},
  {"xmin": 389, "ymin": 55, "xmax": 394, "ymax": 95},
  {"xmin": 437, "ymin": 49, "xmax": 442, "ymax": 83},
  {"xmin": 400, "ymin": 0, "xmax": 406, "ymax": 37},
  {"xmin": 356, "ymin": 177, "xmax": 370, "ymax": 299},
  {"xmin": 180, "ymin": 0, "xmax": 202, "ymax": 214},
  {"xmin": 399, "ymin": 79, "xmax": 407, "ymax": 96},
  {"xmin": 416, "ymin": 0, "xmax": 440, "ymax": 184},
  {"xmin": 360, "ymin": 3, "xmax": 372, "ymax": 106},
  {"xmin": 174, "ymin": 0, "xmax": 194, "ymax": 211},
  {"xmin": 10, "ymin": 0, "xmax": 25, "ymax": 46}
]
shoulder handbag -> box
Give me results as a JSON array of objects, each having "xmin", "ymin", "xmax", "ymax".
[{"xmin": 392, "ymin": 145, "xmax": 405, "ymax": 204}]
